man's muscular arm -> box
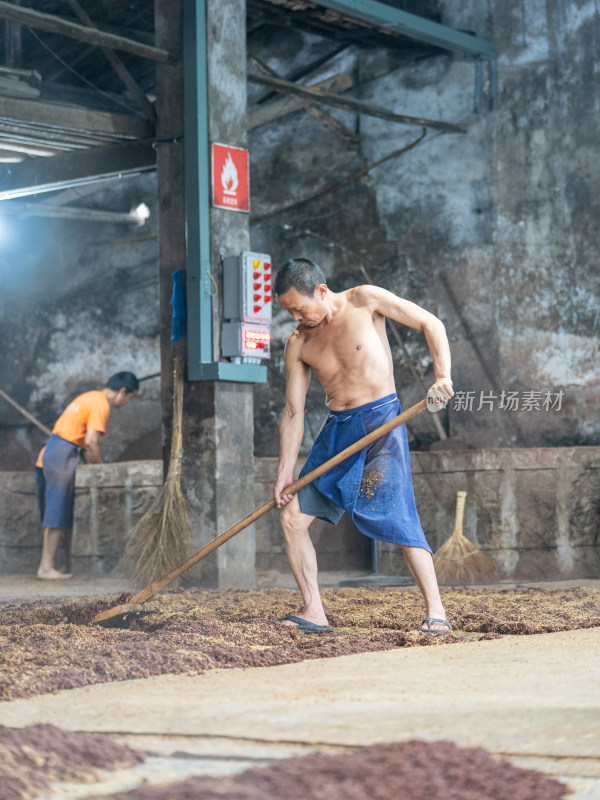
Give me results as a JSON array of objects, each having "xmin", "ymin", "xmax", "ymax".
[
  {"xmin": 84, "ymin": 429, "xmax": 103, "ymax": 463},
  {"xmin": 359, "ymin": 285, "xmax": 454, "ymax": 399},
  {"xmin": 274, "ymin": 331, "xmax": 311, "ymax": 507}
]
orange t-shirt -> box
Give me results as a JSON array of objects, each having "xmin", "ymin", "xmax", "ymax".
[{"xmin": 36, "ymin": 391, "xmax": 111, "ymax": 466}]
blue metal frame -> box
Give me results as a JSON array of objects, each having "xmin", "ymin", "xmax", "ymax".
[
  {"xmin": 183, "ymin": 0, "xmax": 266, "ymax": 383},
  {"xmin": 315, "ymin": 0, "xmax": 496, "ymax": 60}
]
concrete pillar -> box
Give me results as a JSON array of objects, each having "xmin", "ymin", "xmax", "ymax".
[
  {"xmin": 206, "ymin": 0, "xmax": 255, "ymax": 588},
  {"xmin": 156, "ymin": 0, "xmax": 256, "ymax": 588}
]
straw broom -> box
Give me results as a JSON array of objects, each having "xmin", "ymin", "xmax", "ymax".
[
  {"xmin": 433, "ymin": 490, "xmax": 498, "ymax": 585},
  {"xmin": 117, "ymin": 357, "xmax": 192, "ymax": 585}
]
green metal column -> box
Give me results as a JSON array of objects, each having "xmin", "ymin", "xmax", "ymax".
[{"xmin": 183, "ymin": 0, "xmax": 266, "ymax": 383}]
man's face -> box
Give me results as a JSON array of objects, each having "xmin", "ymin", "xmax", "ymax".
[
  {"xmin": 276, "ymin": 285, "xmax": 328, "ymax": 327},
  {"xmin": 114, "ymin": 388, "xmax": 136, "ymax": 408}
]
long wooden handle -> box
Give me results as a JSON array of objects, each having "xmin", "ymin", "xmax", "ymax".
[
  {"xmin": 128, "ymin": 398, "xmax": 427, "ymax": 606},
  {"xmin": 453, "ymin": 490, "xmax": 467, "ymax": 537},
  {"xmin": 0, "ymin": 388, "xmax": 52, "ymax": 437}
]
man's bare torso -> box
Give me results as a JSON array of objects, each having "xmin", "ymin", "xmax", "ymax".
[{"xmin": 292, "ymin": 288, "xmax": 395, "ymax": 410}]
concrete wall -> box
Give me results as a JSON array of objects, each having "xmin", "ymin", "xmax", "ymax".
[
  {"xmin": 3, "ymin": 3, "xmax": 596, "ymax": 469},
  {"xmin": 1, "ymin": 447, "xmax": 597, "ymax": 579},
  {"xmin": 249, "ymin": 0, "xmax": 600, "ymax": 456},
  {"xmin": 0, "ymin": 461, "xmax": 162, "ymax": 576},
  {"xmin": 0, "ymin": 174, "xmax": 162, "ymax": 472},
  {"xmin": 388, "ymin": 445, "xmax": 600, "ymax": 581},
  {"xmin": 71, "ymin": 461, "xmax": 163, "ymax": 576},
  {"xmin": 253, "ymin": 456, "xmax": 371, "ymax": 574},
  {"xmin": 256, "ymin": 448, "xmax": 600, "ymax": 583}
]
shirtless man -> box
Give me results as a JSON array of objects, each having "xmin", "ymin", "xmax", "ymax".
[{"xmin": 273, "ymin": 258, "xmax": 454, "ymax": 633}]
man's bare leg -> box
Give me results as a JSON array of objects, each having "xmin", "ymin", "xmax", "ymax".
[
  {"xmin": 401, "ymin": 545, "xmax": 448, "ymax": 631},
  {"xmin": 279, "ymin": 497, "xmax": 328, "ymax": 627},
  {"xmin": 37, "ymin": 527, "xmax": 73, "ymax": 579}
]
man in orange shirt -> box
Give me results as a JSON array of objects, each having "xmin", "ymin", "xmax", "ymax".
[{"xmin": 35, "ymin": 372, "xmax": 139, "ymax": 579}]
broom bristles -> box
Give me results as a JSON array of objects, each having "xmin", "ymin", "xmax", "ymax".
[
  {"xmin": 113, "ymin": 357, "xmax": 192, "ymax": 585},
  {"xmin": 433, "ymin": 491, "xmax": 498, "ymax": 585},
  {"xmin": 433, "ymin": 533, "xmax": 498, "ymax": 585}
]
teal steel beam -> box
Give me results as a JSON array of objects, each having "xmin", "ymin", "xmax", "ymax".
[
  {"xmin": 183, "ymin": 0, "xmax": 212, "ymax": 370},
  {"xmin": 183, "ymin": 0, "xmax": 266, "ymax": 383},
  {"xmin": 315, "ymin": 1, "xmax": 496, "ymax": 60}
]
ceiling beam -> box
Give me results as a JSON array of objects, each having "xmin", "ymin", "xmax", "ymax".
[
  {"xmin": 314, "ymin": 1, "xmax": 496, "ymax": 60},
  {"xmin": 0, "ymin": 123, "xmax": 114, "ymax": 149},
  {"xmin": 0, "ymin": 138, "xmax": 156, "ymax": 200},
  {"xmin": 247, "ymin": 71, "xmax": 466, "ymax": 134},
  {"xmin": 0, "ymin": 139, "xmax": 60, "ymax": 156},
  {"xmin": 0, "ymin": 1, "xmax": 171, "ymax": 63},
  {"xmin": 248, "ymin": 72, "xmax": 352, "ymax": 130},
  {"xmin": 63, "ymin": 0, "xmax": 157, "ymax": 124},
  {"xmin": 0, "ymin": 94, "xmax": 153, "ymax": 139},
  {"xmin": 247, "ymin": 56, "xmax": 357, "ymax": 143}
]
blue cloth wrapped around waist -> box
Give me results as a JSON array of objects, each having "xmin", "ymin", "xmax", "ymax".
[
  {"xmin": 298, "ymin": 394, "xmax": 431, "ymax": 550},
  {"xmin": 40, "ymin": 434, "xmax": 79, "ymax": 530}
]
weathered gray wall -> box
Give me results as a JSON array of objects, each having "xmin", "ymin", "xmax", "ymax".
[
  {"xmin": 0, "ymin": 174, "xmax": 162, "ymax": 470},
  {"xmin": 2, "ymin": 3, "xmax": 597, "ymax": 464},
  {"xmin": 248, "ymin": 0, "xmax": 600, "ymax": 456}
]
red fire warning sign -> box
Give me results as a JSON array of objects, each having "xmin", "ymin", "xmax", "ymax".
[{"xmin": 211, "ymin": 143, "xmax": 249, "ymax": 213}]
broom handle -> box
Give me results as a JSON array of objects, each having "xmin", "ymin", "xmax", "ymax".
[
  {"xmin": 453, "ymin": 490, "xmax": 467, "ymax": 536},
  {"xmin": 128, "ymin": 397, "xmax": 428, "ymax": 605},
  {"xmin": 0, "ymin": 388, "xmax": 53, "ymax": 437}
]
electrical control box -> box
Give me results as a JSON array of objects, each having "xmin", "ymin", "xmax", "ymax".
[
  {"xmin": 222, "ymin": 251, "xmax": 272, "ymax": 361},
  {"xmin": 222, "ymin": 322, "xmax": 271, "ymax": 360},
  {"xmin": 223, "ymin": 251, "xmax": 273, "ymax": 324}
]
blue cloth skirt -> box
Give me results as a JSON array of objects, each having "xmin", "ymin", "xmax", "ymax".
[
  {"xmin": 298, "ymin": 394, "xmax": 431, "ymax": 551},
  {"xmin": 39, "ymin": 434, "xmax": 79, "ymax": 530}
]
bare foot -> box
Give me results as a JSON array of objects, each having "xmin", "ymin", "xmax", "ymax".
[{"xmin": 37, "ymin": 568, "xmax": 73, "ymax": 580}]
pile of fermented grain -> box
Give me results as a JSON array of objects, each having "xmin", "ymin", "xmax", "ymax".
[
  {"xmin": 89, "ymin": 740, "xmax": 566, "ymax": 800},
  {"xmin": 1, "ymin": 586, "xmax": 599, "ymax": 701},
  {"xmin": 0, "ymin": 723, "xmax": 143, "ymax": 800},
  {"xmin": 0, "ymin": 726, "xmax": 567, "ymax": 800}
]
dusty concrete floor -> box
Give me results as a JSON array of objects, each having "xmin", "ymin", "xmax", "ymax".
[
  {"xmin": 3, "ymin": 572, "xmax": 600, "ymax": 601},
  {"xmin": 2, "ymin": 575, "xmax": 600, "ymax": 798}
]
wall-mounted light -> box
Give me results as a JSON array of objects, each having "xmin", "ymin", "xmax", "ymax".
[{"xmin": 132, "ymin": 202, "xmax": 150, "ymax": 226}]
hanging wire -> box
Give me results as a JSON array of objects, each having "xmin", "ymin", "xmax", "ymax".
[{"xmin": 27, "ymin": 27, "xmax": 143, "ymax": 116}]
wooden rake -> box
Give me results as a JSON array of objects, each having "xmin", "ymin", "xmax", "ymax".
[{"xmin": 93, "ymin": 398, "xmax": 428, "ymax": 626}]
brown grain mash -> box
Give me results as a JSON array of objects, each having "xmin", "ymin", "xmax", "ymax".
[
  {"xmin": 1, "ymin": 586, "xmax": 599, "ymax": 702},
  {"xmin": 0, "ymin": 727, "xmax": 567, "ymax": 800},
  {"xmin": 0, "ymin": 723, "xmax": 143, "ymax": 800},
  {"xmin": 89, "ymin": 740, "xmax": 566, "ymax": 800}
]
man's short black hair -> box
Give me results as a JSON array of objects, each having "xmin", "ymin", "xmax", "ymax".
[
  {"xmin": 274, "ymin": 258, "xmax": 327, "ymax": 298},
  {"xmin": 106, "ymin": 372, "xmax": 139, "ymax": 394}
]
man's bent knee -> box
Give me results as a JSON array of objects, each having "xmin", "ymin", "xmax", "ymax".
[{"xmin": 280, "ymin": 497, "xmax": 311, "ymax": 538}]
